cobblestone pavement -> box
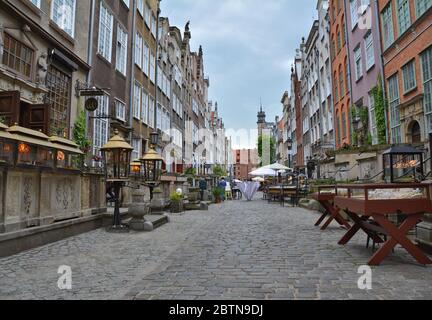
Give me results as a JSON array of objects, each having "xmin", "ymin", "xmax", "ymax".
[{"xmin": 1, "ymin": 195, "xmax": 432, "ymax": 300}]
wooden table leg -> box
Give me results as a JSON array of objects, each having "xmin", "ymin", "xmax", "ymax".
[
  {"xmin": 338, "ymin": 211, "xmax": 383, "ymax": 245},
  {"xmin": 369, "ymin": 214, "xmax": 432, "ymax": 266},
  {"xmin": 315, "ymin": 211, "xmax": 328, "ymax": 226},
  {"xmin": 320, "ymin": 202, "xmax": 351, "ymax": 230}
]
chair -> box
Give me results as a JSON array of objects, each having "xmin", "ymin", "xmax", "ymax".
[{"xmin": 225, "ymin": 183, "xmax": 233, "ymax": 200}]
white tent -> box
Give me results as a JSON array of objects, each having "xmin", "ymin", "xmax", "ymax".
[{"xmin": 249, "ymin": 167, "xmax": 277, "ymax": 176}]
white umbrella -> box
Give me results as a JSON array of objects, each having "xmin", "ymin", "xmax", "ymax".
[
  {"xmin": 249, "ymin": 167, "xmax": 277, "ymax": 176},
  {"xmin": 233, "ymin": 179, "xmax": 242, "ymax": 183},
  {"xmin": 252, "ymin": 177, "xmax": 265, "ymax": 182},
  {"xmin": 263, "ymin": 163, "xmax": 291, "ymax": 171}
]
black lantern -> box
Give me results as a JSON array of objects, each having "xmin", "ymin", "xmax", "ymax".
[
  {"xmin": 150, "ymin": 131, "xmax": 159, "ymax": 146},
  {"xmin": 140, "ymin": 134, "xmax": 164, "ymax": 201},
  {"xmin": 287, "ymin": 137, "xmax": 293, "ymax": 151},
  {"xmin": 383, "ymin": 145, "xmax": 424, "ymax": 183},
  {"xmin": 100, "ymin": 129, "xmax": 134, "ymax": 232}
]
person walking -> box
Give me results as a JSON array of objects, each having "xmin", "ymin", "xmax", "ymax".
[
  {"xmin": 218, "ymin": 177, "xmax": 227, "ymax": 201},
  {"xmin": 199, "ymin": 177, "xmax": 207, "ymax": 201}
]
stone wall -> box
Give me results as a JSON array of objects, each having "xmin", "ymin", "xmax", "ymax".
[{"xmin": 0, "ymin": 166, "xmax": 106, "ymax": 234}]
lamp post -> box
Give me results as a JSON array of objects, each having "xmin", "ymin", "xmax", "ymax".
[
  {"xmin": 100, "ymin": 129, "xmax": 134, "ymax": 233},
  {"xmin": 140, "ymin": 131, "xmax": 163, "ymax": 201}
]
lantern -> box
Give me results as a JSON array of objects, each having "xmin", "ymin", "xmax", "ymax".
[
  {"xmin": 130, "ymin": 160, "xmax": 142, "ymax": 180},
  {"xmin": 383, "ymin": 145, "xmax": 424, "ymax": 183},
  {"xmin": 100, "ymin": 129, "xmax": 134, "ymax": 182},
  {"xmin": 140, "ymin": 147, "xmax": 164, "ymax": 185},
  {"xmin": 0, "ymin": 123, "xmax": 14, "ymax": 164}
]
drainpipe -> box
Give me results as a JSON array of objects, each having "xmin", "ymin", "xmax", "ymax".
[
  {"xmin": 128, "ymin": 0, "xmax": 137, "ymax": 144},
  {"xmin": 85, "ymin": 0, "xmax": 96, "ymax": 135},
  {"xmin": 154, "ymin": 0, "xmax": 161, "ymax": 140}
]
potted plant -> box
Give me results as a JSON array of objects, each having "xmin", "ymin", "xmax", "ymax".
[
  {"xmin": 212, "ymin": 187, "xmax": 224, "ymax": 204},
  {"xmin": 170, "ymin": 191, "xmax": 183, "ymax": 213}
]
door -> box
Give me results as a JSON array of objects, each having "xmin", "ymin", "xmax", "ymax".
[{"xmin": 0, "ymin": 91, "xmax": 20, "ymax": 126}]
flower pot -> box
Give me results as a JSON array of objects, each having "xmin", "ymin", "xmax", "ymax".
[{"xmin": 170, "ymin": 200, "xmax": 183, "ymax": 213}]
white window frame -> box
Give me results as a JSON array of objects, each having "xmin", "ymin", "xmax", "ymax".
[
  {"xmin": 350, "ymin": 0, "xmax": 359, "ymax": 29},
  {"xmin": 142, "ymin": 89, "xmax": 149, "ymax": 125},
  {"xmin": 364, "ymin": 31, "xmax": 375, "ymax": 71},
  {"xmin": 133, "ymin": 82, "xmax": 142, "ymax": 120},
  {"xmin": 135, "ymin": 32, "xmax": 143, "ymax": 69},
  {"xmin": 93, "ymin": 95, "xmax": 109, "ymax": 165},
  {"xmin": 115, "ymin": 99, "xmax": 126, "ymax": 122},
  {"xmin": 30, "ymin": 0, "xmax": 41, "ymax": 8},
  {"xmin": 116, "ymin": 24, "xmax": 128, "ymax": 76},
  {"xmin": 382, "ymin": 3, "xmax": 394, "ymax": 49},
  {"xmin": 354, "ymin": 45, "xmax": 363, "ymax": 81},
  {"xmin": 143, "ymin": 41, "xmax": 150, "ymax": 76},
  {"xmin": 51, "ymin": 0, "xmax": 77, "ymax": 38},
  {"xmin": 97, "ymin": 1, "xmax": 113, "ymax": 62},
  {"xmin": 402, "ymin": 60, "xmax": 417, "ymax": 93}
]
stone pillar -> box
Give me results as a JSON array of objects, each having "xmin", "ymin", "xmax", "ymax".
[{"xmin": 128, "ymin": 188, "xmax": 152, "ymax": 231}]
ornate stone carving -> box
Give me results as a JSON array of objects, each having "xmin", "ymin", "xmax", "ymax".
[
  {"xmin": 23, "ymin": 177, "xmax": 32, "ymax": 215},
  {"xmin": 55, "ymin": 178, "xmax": 75, "ymax": 210},
  {"xmin": 36, "ymin": 53, "xmax": 48, "ymax": 86}
]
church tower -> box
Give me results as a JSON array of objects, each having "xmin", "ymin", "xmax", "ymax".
[{"xmin": 257, "ymin": 104, "xmax": 266, "ymax": 137}]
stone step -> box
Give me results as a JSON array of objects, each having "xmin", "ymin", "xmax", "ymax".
[{"xmin": 124, "ymin": 214, "xmax": 168, "ymax": 232}]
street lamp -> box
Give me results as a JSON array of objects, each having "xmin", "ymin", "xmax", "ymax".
[
  {"xmin": 287, "ymin": 137, "xmax": 293, "ymax": 169},
  {"xmin": 140, "ymin": 131, "xmax": 164, "ymax": 200},
  {"xmin": 100, "ymin": 129, "xmax": 134, "ymax": 233}
]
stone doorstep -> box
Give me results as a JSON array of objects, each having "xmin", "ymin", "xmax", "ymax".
[{"xmin": 124, "ymin": 215, "xmax": 169, "ymax": 231}]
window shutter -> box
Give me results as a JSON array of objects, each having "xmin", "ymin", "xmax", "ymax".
[
  {"xmin": 22, "ymin": 104, "xmax": 51, "ymax": 134},
  {"xmin": 0, "ymin": 91, "xmax": 20, "ymax": 126}
]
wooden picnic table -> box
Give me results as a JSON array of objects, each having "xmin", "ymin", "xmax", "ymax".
[
  {"xmin": 334, "ymin": 183, "xmax": 432, "ymax": 266},
  {"xmin": 267, "ymin": 185, "xmax": 298, "ymax": 206},
  {"xmin": 309, "ymin": 185, "xmax": 351, "ymax": 230}
]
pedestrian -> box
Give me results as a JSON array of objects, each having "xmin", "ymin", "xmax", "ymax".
[
  {"xmin": 218, "ymin": 177, "xmax": 227, "ymax": 201},
  {"xmin": 199, "ymin": 177, "xmax": 207, "ymax": 201}
]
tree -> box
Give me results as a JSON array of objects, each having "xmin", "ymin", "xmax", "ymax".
[
  {"xmin": 213, "ymin": 164, "xmax": 227, "ymax": 177},
  {"xmin": 257, "ymin": 135, "xmax": 276, "ymax": 167}
]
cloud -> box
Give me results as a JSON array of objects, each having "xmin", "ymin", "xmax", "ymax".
[{"xmin": 161, "ymin": 0, "xmax": 317, "ymax": 148}]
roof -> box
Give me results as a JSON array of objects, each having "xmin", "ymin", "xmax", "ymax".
[{"xmin": 383, "ymin": 145, "xmax": 424, "ymax": 155}]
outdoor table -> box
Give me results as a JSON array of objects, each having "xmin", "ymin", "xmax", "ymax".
[
  {"xmin": 267, "ymin": 185, "xmax": 297, "ymax": 205},
  {"xmin": 334, "ymin": 183, "xmax": 432, "ymax": 266},
  {"xmin": 309, "ymin": 185, "xmax": 351, "ymax": 230}
]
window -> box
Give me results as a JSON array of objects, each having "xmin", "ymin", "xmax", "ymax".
[
  {"xmin": 2, "ymin": 33, "xmax": 33, "ymax": 78},
  {"xmin": 151, "ymin": 14, "xmax": 157, "ymax": 37},
  {"xmin": 142, "ymin": 89, "xmax": 148, "ymax": 124},
  {"xmin": 350, "ymin": 0, "xmax": 359, "ymax": 28},
  {"xmin": 381, "ymin": 4, "xmax": 394, "ymax": 49},
  {"xmin": 388, "ymin": 74, "xmax": 401, "ymax": 143},
  {"xmin": 143, "ymin": 41, "xmax": 150, "ymax": 76},
  {"xmin": 336, "ymin": 112, "xmax": 341, "ymax": 146},
  {"xmin": 364, "ymin": 32, "xmax": 375, "ymax": 70},
  {"xmin": 421, "ymin": 47, "xmax": 432, "ymax": 133},
  {"xmin": 156, "ymin": 104, "xmax": 162, "ymax": 130},
  {"xmin": 354, "ymin": 46, "xmax": 363, "ymax": 81},
  {"xmin": 137, "ymin": 0, "xmax": 144, "ymax": 16},
  {"xmin": 97, "ymin": 2, "xmax": 113, "ymax": 62},
  {"xmin": 416, "ymin": 0, "xmax": 432, "ymax": 17},
  {"xmin": 135, "ymin": 32, "xmax": 143, "ymax": 68},
  {"xmin": 402, "ymin": 60, "xmax": 417, "ymax": 93},
  {"xmin": 345, "ymin": 60, "xmax": 350, "ymax": 93},
  {"xmin": 51, "ymin": 0, "xmax": 76, "ymax": 37},
  {"xmin": 133, "ymin": 82, "xmax": 141, "ymax": 119},
  {"xmin": 30, "ymin": 0, "xmax": 41, "ymax": 8},
  {"xmin": 115, "ymin": 99, "xmax": 126, "ymax": 122},
  {"xmin": 121, "ymin": 0, "xmax": 129, "ymax": 8},
  {"xmin": 116, "ymin": 25, "xmax": 128, "ymax": 75},
  {"xmin": 46, "ymin": 65, "xmax": 71, "ymax": 135},
  {"xmin": 334, "ymin": 74, "xmax": 339, "ymax": 102},
  {"xmin": 396, "ymin": 0, "xmax": 411, "ymax": 35},
  {"xmin": 360, "ymin": 0, "xmax": 370, "ymax": 12},
  {"xmin": 339, "ymin": 69, "xmax": 345, "ymax": 97},
  {"xmin": 337, "ymin": 30, "xmax": 341, "ymax": 51},
  {"xmin": 132, "ymin": 139, "xmax": 141, "ymax": 161},
  {"xmin": 149, "ymin": 52, "xmax": 155, "ymax": 83},
  {"xmin": 93, "ymin": 95, "xmax": 109, "ymax": 162},
  {"xmin": 341, "ymin": 110, "xmax": 347, "ymax": 138},
  {"xmin": 368, "ymin": 91, "xmax": 378, "ymax": 145},
  {"xmin": 145, "ymin": 3, "xmax": 151, "ymax": 27}
]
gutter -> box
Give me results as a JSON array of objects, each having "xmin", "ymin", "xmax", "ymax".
[{"xmin": 128, "ymin": 0, "xmax": 137, "ymax": 143}]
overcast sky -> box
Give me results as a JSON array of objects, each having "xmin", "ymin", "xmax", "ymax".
[{"xmin": 161, "ymin": 0, "xmax": 317, "ymax": 148}]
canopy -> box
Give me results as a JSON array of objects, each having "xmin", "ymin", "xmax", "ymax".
[
  {"xmin": 249, "ymin": 167, "xmax": 277, "ymax": 176},
  {"xmin": 252, "ymin": 177, "xmax": 265, "ymax": 182},
  {"xmin": 263, "ymin": 163, "xmax": 292, "ymax": 171}
]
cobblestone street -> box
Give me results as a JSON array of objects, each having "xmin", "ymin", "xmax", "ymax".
[{"xmin": 1, "ymin": 195, "xmax": 431, "ymax": 300}]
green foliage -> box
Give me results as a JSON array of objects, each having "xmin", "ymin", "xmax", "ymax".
[
  {"xmin": 213, "ymin": 165, "xmax": 227, "ymax": 177},
  {"xmin": 367, "ymin": 133, "xmax": 373, "ymax": 146},
  {"xmin": 352, "ymin": 131, "xmax": 358, "ymax": 146},
  {"xmin": 212, "ymin": 187, "xmax": 224, "ymax": 198},
  {"xmin": 170, "ymin": 191, "xmax": 183, "ymax": 202},
  {"xmin": 73, "ymin": 110, "xmax": 91, "ymax": 152},
  {"xmin": 184, "ymin": 167, "xmax": 196, "ymax": 175},
  {"xmin": 257, "ymin": 135, "xmax": 276, "ymax": 166},
  {"xmin": 371, "ymin": 76, "xmax": 387, "ymax": 145},
  {"xmin": 0, "ymin": 116, "xmax": 6, "ymax": 125}
]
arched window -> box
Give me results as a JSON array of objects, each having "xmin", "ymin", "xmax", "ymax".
[
  {"xmin": 339, "ymin": 64, "xmax": 345, "ymax": 98},
  {"xmin": 334, "ymin": 71, "xmax": 339, "ymax": 102},
  {"xmin": 341, "ymin": 105, "xmax": 347, "ymax": 139}
]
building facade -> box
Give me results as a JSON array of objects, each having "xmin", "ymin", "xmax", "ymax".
[
  {"xmin": 346, "ymin": 0, "xmax": 385, "ymax": 146},
  {"xmin": 378, "ymin": 0, "xmax": 432, "ymax": 146},
  {"xmin": 330, "ymin": 0, "xmax": 352, "ymax": 149},
  {"xmin": 233, "ymin": 149, "xmax": 259, "ymax": 181}
]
